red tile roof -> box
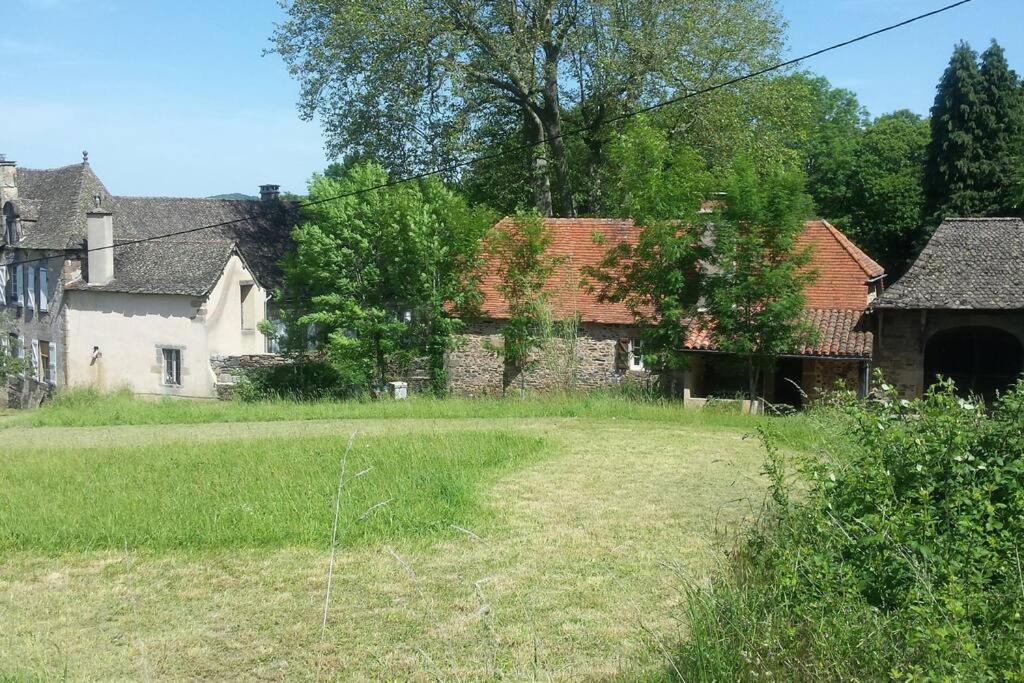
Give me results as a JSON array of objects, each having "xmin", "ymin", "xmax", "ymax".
[
  {"xmin": 683, "ymin": 308, "xmax": 873, "ymax": 358},
  {"xmin": 477, "ymin": 217, "xmax": 884, "ymax": 349}
]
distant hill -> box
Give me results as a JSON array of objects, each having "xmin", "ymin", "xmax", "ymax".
[{"xmin": 208, "ymin": 193, "xmax": 259, "ymax": 201}]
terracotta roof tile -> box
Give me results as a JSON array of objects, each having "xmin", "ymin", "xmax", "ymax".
[{"xmin": 684, "ymin": 308, "xmax": 872, "ymax": 358}]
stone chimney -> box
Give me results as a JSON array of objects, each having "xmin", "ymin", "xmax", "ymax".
[
  {"xmin": 0, "ymin": 154, "xmax": 17, "ymax": 206},
  {"xmin": 86, "ymin": 197, "xmax": 114, "ymax": 285},
  {"xmin": 260, "ymin": 184, "xmax": 281, "ymax": 202}
]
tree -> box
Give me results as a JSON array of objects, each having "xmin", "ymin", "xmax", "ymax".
[
  {"xmin": 586, "ymin": 118, "xmax": 711, "ymax": 374},
  {"xmin": 484, "ymin": 211, "xmax": 563, "ymax": 395},
  {"xmin": 977, "ymin": 40, "xmax": 1024, "ymax": 215},
  {"xmin": 845, "ymin": 111, "xmax": 930, "ymax": 273},
  {"xmin": 278, "ymin": 162, "xmax": 493, "ymax": 394},
  {"xmin": 272, "ymin": 0, "xmax": 784, "ymax": 216},
  {"xmin": 705, "ymin": 158, "xmax": 816, "ymax": 409},
  {"xmin": 925, "ymin": 42, "xmax": 986, "ymax": 220}
]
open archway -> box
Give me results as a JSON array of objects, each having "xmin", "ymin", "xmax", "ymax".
[{"xmin": 924, "ymin": 326, "xmax": 1023, "ymax": 402}]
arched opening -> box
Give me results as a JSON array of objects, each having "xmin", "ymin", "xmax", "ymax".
[
  {"xmin": 2, "ymin": 202, "xmax": 16, "ymax": 245},
  {"xmin": 924, "ymin": 326, "xmax": 1023, "ymax": 401}
]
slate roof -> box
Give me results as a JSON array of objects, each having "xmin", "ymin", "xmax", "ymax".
[
  {"xmin": 64, "ymin": 240, "xmax": 239, "ymax": 296},
  {"xmin": 6, "ymin": 162, "xmax": 296, "ymax": 296},
  {"xmin": 683, "ymin": 308, "xmax": 873, "ymax": 359},
  {"xmin": 15, "ymin": 163, "xmax": 109, "ymax": 249},
  {"xmin": 875, "ymin": 218, "xmax": 1024, "ymax": 310}
]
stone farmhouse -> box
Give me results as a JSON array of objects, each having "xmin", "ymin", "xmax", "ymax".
[
  {"xmin": 1, "ymin": 155, "xmax": 293, "ymax": 403},
  {"xmin": 447, "ymin": 217, "xmax": 885, "ymax": 406},
  {"xmin": 871, "ymin": 218, "xmax": 1024, "ymax": 402}
]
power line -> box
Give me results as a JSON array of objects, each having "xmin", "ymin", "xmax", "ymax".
[{"xmin": 7, "ymin": 0, "xmax": 975, "ymax": 269}]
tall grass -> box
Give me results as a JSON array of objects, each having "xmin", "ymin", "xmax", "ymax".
[
  {"xmin": 2, "ymin": 387, "xmax": 820, "ymax": 448},
  {"xmin": 0, "ymin": 430, "xmax": 546, "ymax": 553}
]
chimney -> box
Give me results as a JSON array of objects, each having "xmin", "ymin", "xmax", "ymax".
[
  {"xmin": 86, "ymin": 198, "xmax": 114, "ymax": 285},
  {"xmin": 260, "ymin": 184, "xmax": 280, "ymax": 202},
  {"xmin": 0, "ymin": 154, "xmax": 17, "ymax": 205}
]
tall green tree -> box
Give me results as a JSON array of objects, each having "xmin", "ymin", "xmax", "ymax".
[
  {"xmin": 846, "ymin": 111, "xmax": 930, "ymax": 273},
  {"xmin": 586, "ymin": 118, "xmax": 711, "ymax": 374},
  {"xmin": 279, "ymin": 162, "xmax": 493, "ymax": 394},
  {"xmin": 977, "ymin": 40, "xmax": 1024, "ymax": 215},
  {"xmin": 272, "ymin": 0, "xmax": 784, "ymax": 217},
  {"xmin": 925, "ymin": 42, "xmax": 987, "ymax": 220},
  {"xmin": 484, "ymin": 211, "xmax": 563, "ymax": 395},
  {"xmin": 706, "ymin": 159, "xmax": 816, "ymax": 408}
]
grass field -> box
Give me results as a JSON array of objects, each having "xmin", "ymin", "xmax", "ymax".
[{"xmin": 0, "ymin": 395, "xmax": 812, "ymax": 680}]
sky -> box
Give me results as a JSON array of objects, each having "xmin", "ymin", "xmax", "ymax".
[{"xmin": 3, "ymin": 0, "xmax": 1023, "ymax": 198}]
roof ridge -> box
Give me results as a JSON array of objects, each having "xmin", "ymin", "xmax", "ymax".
[
  {"xmin": 817, "ymin": 220, "xmax": 885, "ymax": 279},
  {"xmin": 19, "ymin": 163, "xmax": 89, "ymax": 173},
  {"xmin": 943, "ymin": 217, "xmax": 1023, "ymax": 221},
  {"xmin": 110, "ymin": 194, "xmax": 260, "ymax": 203}
]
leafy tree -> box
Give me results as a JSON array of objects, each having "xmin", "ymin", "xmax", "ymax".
[
  {"xmin": 484, "ymin": 211, "xmax": 563, "ymax": 395},
  {"xmin": 845, "ymin": 111, "xmax": 930, "ymax": 273},
  {"xmin": 793, "ymin": 74, "xmax": 868, "ymax": 224},
  {"xmin": 925, "ymin": 42, "xmax": 987, "ymax": 220},
  {"xmin": 278, "ymin": 162, "xmax": 493, "ymax": 394},
  {"xmin": 706, "ymin": 158, "xmax": 816, "ymax": 407},
  {"xmin": 977, "ymin": 40, "xmax": 1024, "ymax": 215},
  {"xmin": 272, "ymin": 0, "xmax": 784, "ymax": 216},
  {"xmin": 587, "ymin": 118, "xmax": 711, "ymax": 374},
  {"xmin": 0, "ymin": 311, "xmax": 26, "ymax": 384}
]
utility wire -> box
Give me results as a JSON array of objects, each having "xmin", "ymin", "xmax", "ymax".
[{"xmin": 7, "ymin": 0, "xmax": 975, "ymax": 269}]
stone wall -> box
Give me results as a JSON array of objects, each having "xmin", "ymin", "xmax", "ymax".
[
  {"xmin": 5, "ymin": 375, "xmax": 53, "ymax": 409},
  {"xmin": 447, "ymin": 320, "xmax": 651, "ymax": 395},
  {"xmin": 801, "ymin": 358, "xmax": 864, "ymax": 401},
  {"xmin": 209, "ymin": 353, "xmax": 290, "ymax": 399},
  {"xmin": 873, "ymin": 309, "xmax": 1024, "ymax": 398}
]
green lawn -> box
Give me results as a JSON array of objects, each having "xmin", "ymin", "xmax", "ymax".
[{"xmin": 0, "ymin": 398, "xmax": 813, "ymax": 680}]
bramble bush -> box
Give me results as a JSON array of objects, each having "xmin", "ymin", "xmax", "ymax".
[{"xmin": 677, "ymin": 377, "xmax": 1024, "ymax": 681}]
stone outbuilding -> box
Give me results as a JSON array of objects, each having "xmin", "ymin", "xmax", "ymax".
[
  {"xmin": 447, "ymin": 217, "xmax": 885, "ymax": 406},
  {"xmin": 872, "ymin": 218, "xmax": 1024, "ymax": 401}
]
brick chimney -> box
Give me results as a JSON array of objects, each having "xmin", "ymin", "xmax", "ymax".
[
  {"xmin": 259, "ymin": 184, "xmax": 280, "ymax": 202},
  {"xmin": 87, "ymin": 196, "xmax": 114, "ymax": 285},
  {"xmin": 0, "ymin": 154, "xmax": 17, "ymax": 206}
]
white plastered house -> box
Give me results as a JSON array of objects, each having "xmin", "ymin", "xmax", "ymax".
[{"xmin": 1, "ymin": 155, "xmax": 293, "ymax": 400}]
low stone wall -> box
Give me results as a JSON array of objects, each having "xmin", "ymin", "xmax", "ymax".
[
  {"xmin": 446, "ymin": 320, "xmax": 652, "ymax": 396},
  {"xmin": 209, "ymin": 354, "xmax": 290, "ymax": 399},
  {"xmin": 5, "ymin": 376, "xmax": 53, "ymax": 409}
]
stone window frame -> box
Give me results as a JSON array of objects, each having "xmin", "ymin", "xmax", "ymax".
[{"xmin": 156, "ymin": 345, "xmax": 186, "ymax": 388}]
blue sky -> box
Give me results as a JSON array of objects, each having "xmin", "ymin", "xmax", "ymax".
[{"xmin": 3, "ymin": 0, "xmax": 1022, "ymax": 198}]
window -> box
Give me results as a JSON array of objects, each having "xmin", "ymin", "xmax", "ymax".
[
  {"xmin": 14, "ymin": 264, "xmax": 22, "ymax": 306},
  {"xmin": 628, "ymin": 339, "xmax": 644, "ymax": 371},
  {"xmin": 240, "ymin": 282, "xmax": 254, "ymax": 330},
  {"xmin": 38, "ymin": 266, "xmax": 48, "ymax": 312},
  {"xmin": 162, "ymin": 348, "xmax": 181, "ymax": 386},
  {"xmin": 30, "ymin": 339, "xmax": 40, "ymax": 379},
  {"xmin": 39, "ymin": 340, "xmax": 51, "ymax": 384},
  {"xmin": 3, "ymin": 203, "xmax": 16, "ymax": 245},
  {"xmin": 26, "ymin": 266, "xmax": 35, "ymax": 311}
]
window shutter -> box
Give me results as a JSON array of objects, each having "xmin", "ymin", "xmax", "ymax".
[
  {"xmin": 38, "ymin": 267, "xmax": 48, "ymax": 312},
  {"xmin": 14, "ymin": 265, "xmax": 22, "ymax": 305},
  {"xmin": 0, "ymin": 265, "xmax": 6, "ymax": 305},
  {"xmin": 27, "ymin": 267, "xmax": 35, "ymax": 310},
  {"xmin": 48, "ymin": 342, "xmax": 57, "ymax": 385},
  {"xmin": 614, "ymin": 337, "xmax": 629, "ymax": 371},
  {"xmin": 31, "ymin": 339, "xmax": 40, "ymax": 380}
]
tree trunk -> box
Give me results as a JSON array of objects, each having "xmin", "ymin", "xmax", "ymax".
[
  {"xmin": 524, "ymin": 107, "xmax": 553, "ymax": 217},
  {"xmin": 541, "ymin": 44, "xmax": 574, "ymax": 217},
  {"xmin": 747, "ymin": 359, "xmax": 758, "ymax": 414}
]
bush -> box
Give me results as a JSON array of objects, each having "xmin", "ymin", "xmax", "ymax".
[
  {"xmin": 234, "ymin": 360, "xmax": 364, "ymax": 402},
  {"xmin": 676, "ymin": 379, "xmax": 1024, "ymax": 680}
]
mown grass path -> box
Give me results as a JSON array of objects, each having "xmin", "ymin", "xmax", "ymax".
[{"xmin": 1, "ymin": 416, "xmax": 773, "ymax": 680}]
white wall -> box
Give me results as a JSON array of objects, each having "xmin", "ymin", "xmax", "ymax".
[{"xmin": 64, "ymin": 254, "xmax": 270, "ymax": 398}]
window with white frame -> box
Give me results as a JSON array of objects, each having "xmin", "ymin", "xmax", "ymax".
[
  {"xmin": 26, "ymin": 267, "xmax": 35, "ymax": 311},
  {"xmin": 628, "ymin": 338, "xmax": 644, "ymax": 371},
  {"xmin": 162, "ymin": 348, "xmax": 182, "ymax": 386},
  {"xmin": 39, "ymin": 340, "xmax": 52, "ymax": 384},
  {"xmin": 38, "ymin": 265, "xmax": 48, "ymax": 312}
]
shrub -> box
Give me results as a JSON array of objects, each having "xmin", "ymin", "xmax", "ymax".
[
  {"xmin": 234, "ymin": 359, "xmax": 364, "ymax": 402},
  {"xmin": 676, "ymin": 379, "xmax": 1024, "ymax": 680}
]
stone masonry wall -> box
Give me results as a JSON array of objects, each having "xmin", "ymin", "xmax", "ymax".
[
  {"xmin": 801, "ymin": 358, "xmax": 863, "ymax": 401},
  {"xmin": 447, "ymin": 321, "xmax": 651, "ymax": 395},
  {"xmin": 210, "ymin": 354, "xmax": 290, "ymax": 399},
  {"xmin": 873, "ymin": 310, "xmax": 1024, "ymax": 398}
]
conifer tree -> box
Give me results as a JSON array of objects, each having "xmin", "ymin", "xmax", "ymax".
[
  {"xmin": 925, "ymin": 42, "xmax": 986, "ymax": 220},
  {"xmin": 978, "ymin": 41, "xmax": 1024, "ymax": 215}
]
